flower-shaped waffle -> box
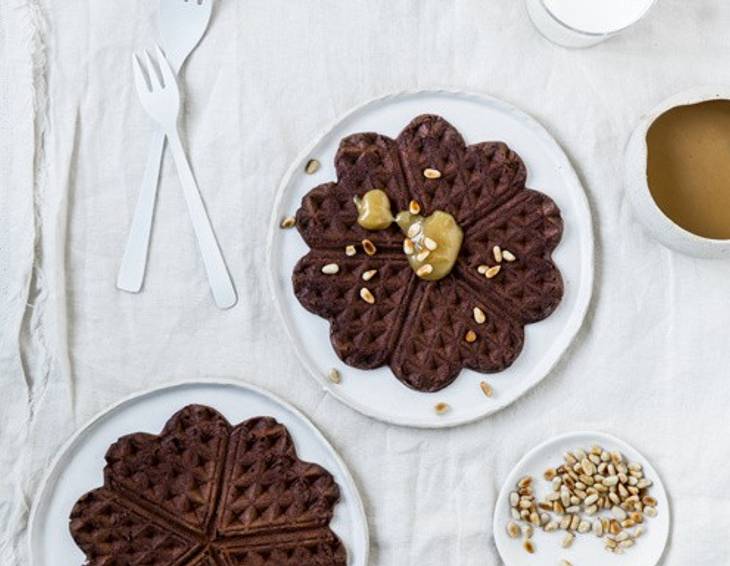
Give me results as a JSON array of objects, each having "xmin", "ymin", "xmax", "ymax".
[
  {"xmin": 293, "ymin": 114, "xmax": 564, "ymax": 393},
  {"xmin": 69, "ymin": 405, "xmax": 346, "ymax": 565}
]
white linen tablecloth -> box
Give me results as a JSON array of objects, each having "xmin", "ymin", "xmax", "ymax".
[{"xmin": 2, "ymin": 1, "xmax": 730, "ymax": 564}]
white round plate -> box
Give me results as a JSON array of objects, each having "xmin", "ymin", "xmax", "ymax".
[
  {"xmin": 28, "ymin": 380, "xmax": 369, "ymax": 566},
  {"xmin": 493, "ymin": 431, "xmax": 670, "ymax": 566},
  {"xmin": 268, "ymin": 89, "xmax": 594, "ymax": 428}
]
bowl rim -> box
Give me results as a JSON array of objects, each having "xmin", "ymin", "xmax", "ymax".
[{"xmin": 625, "ymin": 86, "xmax": 730, "ymax": 253}]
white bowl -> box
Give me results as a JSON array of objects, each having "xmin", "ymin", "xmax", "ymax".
[{"xmin": 625, "ymin": 87, "xmax": 730, "ymax": 259}]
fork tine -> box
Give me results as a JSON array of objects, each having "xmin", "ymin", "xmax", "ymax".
[
  {"xmin": 154, "ymin": 44, "xmax": 176, "ymax": 91},
  {"xmin": 132, "ymin": 54, "xmax": 150, "ymax": 94},
  {"xmin": 143, "ymin": 50, "xmax": 163, "ymax": 90}
]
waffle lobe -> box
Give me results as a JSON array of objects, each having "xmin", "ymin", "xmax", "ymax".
[{"xmin": 69, "ymin": 405, "xmax": 346, "ymax": 565}]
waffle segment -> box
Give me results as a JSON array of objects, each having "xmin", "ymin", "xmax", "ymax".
[{"xmin": 70, "ymin": 406, "xmax": 346, "ymax": 565}]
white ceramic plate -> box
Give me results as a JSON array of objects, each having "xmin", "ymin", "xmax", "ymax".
[
  {"xmin": 493, "ymin": 431, "xmax": 670, "ymax": 566},
  {"xmin": 28, "ymin": 380, "xmax": 369, "ymax": 566},
  {"xmin": 268, "ymin": 89, "xmax": 594, "ymax": 428}
]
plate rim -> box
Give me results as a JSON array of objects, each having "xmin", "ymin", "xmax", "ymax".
[
  {"xmin": 492, "ymin": 429, "xmax": 671, "ymax": 566},
  {"xmin": 267, "ymin": 88, "xmax": 595, "ymax": 429},
  {"xmin": 27, "ymin": 378, "xmax": 371, "ymax": 566}
]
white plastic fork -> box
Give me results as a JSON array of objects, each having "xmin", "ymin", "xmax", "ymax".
[
  {"xmin": 132, "ymin": 46, "xmax": 237, "ymax": 309},
  {"xmin": 117, "ymin": 0, "xmax": 213, "ymax": 294}
]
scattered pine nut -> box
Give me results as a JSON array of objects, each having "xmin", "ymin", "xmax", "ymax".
[
  {"xmin": 424, "ymin": 237, "xmax": 438, "ymax": 251},
  {"xmin": 523, "ymin": 539, "xmax": 536, "ymax": 554},
  {"xmin": 485, "ymin": 265, "xmax": 501, "ymax": 279},
  {"xmin": 362, "ymin": 269, "xmax": 377, "ymax": 282},
  {"xmin": 362, "ymin": 239, "xmax": 377, "ymax": 256},
  {"xmin": 434, "ymin": 402, "xmax": 450, "ymax": 415},
  {"xmin": 321, "ymin": 263, "xmax": 339, "ymax": 275},
  {"xmin": 280, "ymin": 216, "xmax": 296, "ymax": 229},
  {"xmin": 477, "ymin": 264, "xmax": 489, "ymax": 275},
  {"xmin": 403, "ymin": 238, "xmax": 415, "ymax": 255},
  {"xmin": 409, "ymin": 200, "xmax": 421, "ymax": 215},
  {"xmin": 327, "ymin": 368, "xmax": 341, "ymax": 384},
  {"xmin": 423, "ymin": 168, "xmax": 442, "ymax": 179},
  {"xmin": 493, "ymin": 245, "xmax": 503, "ymax": 263},
  {"xmin": 473, "ymin": 307, "xmax": 486, "ymax": 324},
  {"xmin": 305, "ymin": 159, "xmax": 321, "ymax": 174},
  {"xmin": 479, "ymin": 381, "xmax": 493, "ymax": 397},
  {"xmin": 502, "ymin": 249, "xmax": 516, "ymax": 262},
  {"xmin": 345, "ymin": 245, "xmax": 356, "ymax": 256},
  {"xmin": 465, "ymin": 330, "xmax": 477, "ymax": 343},
  {"xmin": 360, "ymin": 287, "xmax": 375, "ymax": 304}
]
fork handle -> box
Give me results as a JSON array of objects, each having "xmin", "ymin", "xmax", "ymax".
[
  {"xmin": 117, "ymin": 128, "xmax": 166, "ymax": 293},
  {"xmin": 166, "ymin": 129, "xmax": 237, "ymax": 310}
]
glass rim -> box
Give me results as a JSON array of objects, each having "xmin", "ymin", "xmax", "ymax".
[{"xmin": 538, "ymin": 0, "xmax": 659, "ymax": 38}]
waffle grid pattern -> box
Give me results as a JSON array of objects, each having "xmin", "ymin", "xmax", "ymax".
[
  {"xmin": 293, "ymin": 114, "xmax": 564, "ymax": 392},
  {"xmin": 70, "ymin": 405, "xmax": 346, "ymax": 565}
]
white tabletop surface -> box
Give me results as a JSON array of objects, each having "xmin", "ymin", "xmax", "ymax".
[{"xmin": 2, "ymin": 1, "xmax": 730, "ymax": 565}]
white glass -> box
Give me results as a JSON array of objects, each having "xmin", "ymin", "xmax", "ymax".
[{"xmin": 526, "ymin": 0, "xmax": 657, "ymax": 48}]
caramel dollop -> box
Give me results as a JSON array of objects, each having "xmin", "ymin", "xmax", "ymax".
[
  {"xmin": 353, "ymin": 190, "xmax": 464, "ymax": 280},
  {"xmin": 354, "ymin": 189, "xmax": 394, "ymax": 230},
  {"xmin": 396, "ymin": 210, "xmax": 463, "ymax": 281}
]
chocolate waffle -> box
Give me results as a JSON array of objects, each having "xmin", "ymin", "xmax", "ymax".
[
  {"xmin": 69, "ymin": 405, "xmax": 346, "ymax": 565},
  {"xmin": 293, "ymin": 114, "xmax": 564, "ymax": 392}
]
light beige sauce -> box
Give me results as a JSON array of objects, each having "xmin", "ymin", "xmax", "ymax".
[
  {"xmin": 353, "ymin": 189, "xmax": 464, "ymax": 280},
  {"xmin": 647, "ymin": 100, "xmax": 730, "ymax": 239},
  {"xmin": 354, "ymin": 189, "xmax": 394, "ymax": 231},
  {"xmin": 396, "ymin": 210, "xmax": 463, "ymax": 281}
]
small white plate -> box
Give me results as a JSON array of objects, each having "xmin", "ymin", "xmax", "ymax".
[
  {"xmin": 268, "ymin": 89, "xmax": 594, "ymax": 428},
  {"xmin": 28, "ymin": 380, "xmax": 369, "ymax": 566},
  {"xmin": 493, "ymin": 431, "xmax": 670, "ymax": 566}
]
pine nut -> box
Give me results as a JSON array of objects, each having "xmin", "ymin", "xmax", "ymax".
[
  {"xmin": 305, "ymin": 159, "xmax": 321, "ymax": 174},
  {"xmin": 280, "ymin": 216, "xmax": 296, "ymax": 229}
]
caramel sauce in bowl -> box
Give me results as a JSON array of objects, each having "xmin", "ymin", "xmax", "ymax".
[{"xmin": 626, "ymin": 88, "xmax": 730, "ymax": 258}]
